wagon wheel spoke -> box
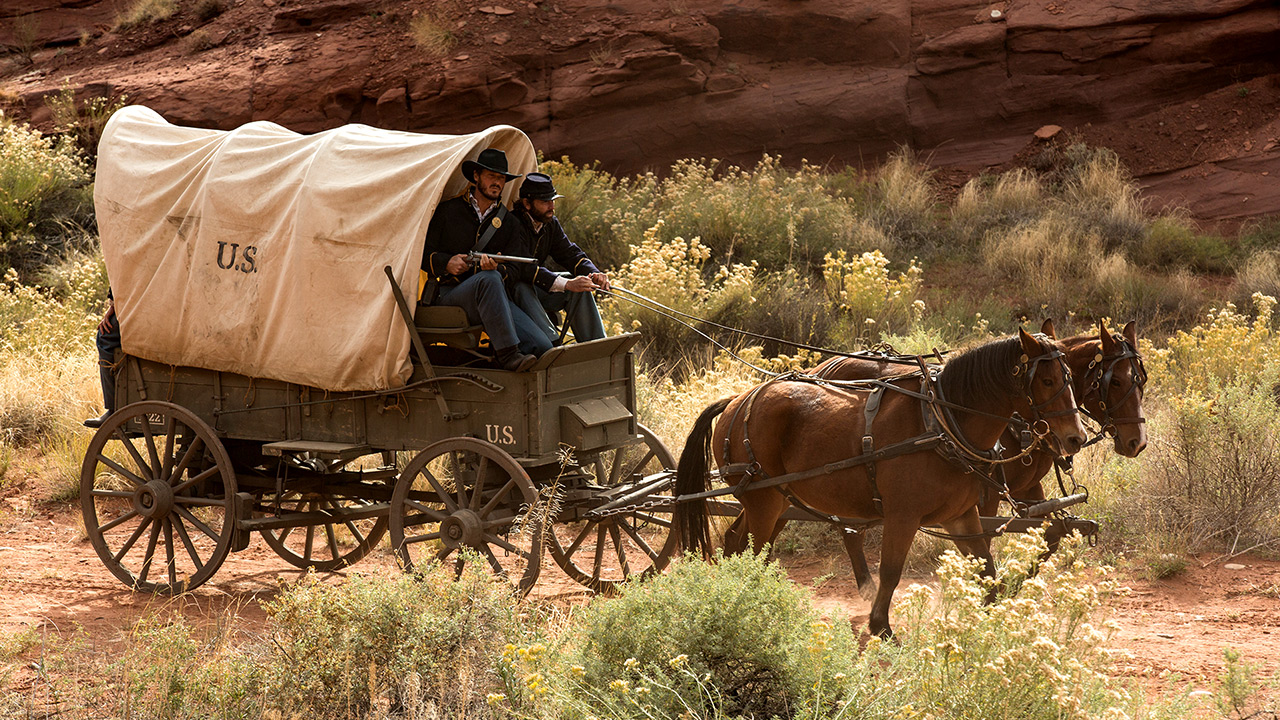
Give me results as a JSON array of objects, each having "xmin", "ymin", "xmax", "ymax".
[
  {"xmin": 405, "ymin": 530, "xmax": 443, "ymax": 545},
  {"xmin": 470, "ymin": 456, "xmax": 490, "ymax": 511},
  {"xmin": 609, "ymin": 523, "xmax": 631, "ymax": 577},
  {"xmin": 136, "ymin": 519, "xmax": 162, "ymax": 586},
  {"xmin": 174, "ymin": 504, "xmax": 219, "ymax": 542},
  {"xmin": 548, "ymin": 424, "xmax": 677, "ymax": 592},
  {"xmin": 112, "ymin": 517, "xmax": 153, "ymax": 563},
  {"xmin": 323, "ymin": 518, "xmax": 340, "ymax": 560},
  {"xmin": 482, "ymin": 547, "xmax": 509, "ymax": 576},
  {"xmin": 98, "ymin": 508, "xmax": 141, "ymax": 535},
  {"xmin": 164, "ymin": 518, "xmax": 178, "ymax": 587},
  {"xmin": 617, "ymin": 518, "xmax": 661, "ymax": 563},
  {"xmin": 485, "ymin": 533, "xmax": 533, "ymax": 561},
  {"xmin": 84, "ymin": 402, "xmax": 236, "ymax": 595},
  {"xmin": 453, "ymin": 451, "xmax": 468, "ymax": 508},
  {"xmin": 141, "ymin": 417, "xmax": 163, "ymax": 481},
  {"xmin": 329, "ymin": 499, "xmax": 369, "ymax": 549},
  {"xmin": 421, "ymin": 468, "xmax": 458, "ymax": 513},
  {"xmin": 171, "ymin": 464, "xmax": 221, "ymax": 495},
  {"xmin": 97, "ymin": 451, "xmax": 147, "ymax": 487},
  {"xmin": 479, "ymin": 477, "xmax": 518, "ymax": 518},
  {"xmin": 168, "ymin": 436, "xmax": 205, "ymax": 486},
  {"xmin": 114, "ymin": 429, "xmax": 154, "ymax": 481},
  {"xmin": 404, "ymin": 499, "xmax": 448, "ymax": 522},
  {"xmin": 159, "ymin": 417, "xmax": 177, "ymax": 481},
  {"xmin": 90, "ymin": 489, "xmax": 134, "ymax": 500},
  {"xmin": 303, "ymin": 524, "xmax": 316, "ymax": 563},
  {"xmin": 171, "ymin": 514, "xmax": 205, "ymax": 573},
  {"xmin": 564, "ymin": 520, "xmax": 598, "ymax": 557},
  {"xmin": 435, "ymin": 546, "xmax": 455, "ymax": 564},
  {"xmin": 592, "ymin": 524, "xmax": 607, "ymax": 577}
]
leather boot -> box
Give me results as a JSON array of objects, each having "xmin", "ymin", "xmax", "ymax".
[{"xmin": 495, "ymin": 346, "xmax": 537, "ymax": 372}]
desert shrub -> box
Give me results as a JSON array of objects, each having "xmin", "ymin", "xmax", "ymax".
[
  {"xmin": 542, "ymin": 156, "xmax": 655, "ymax": 271},
  {"xmin": 0, "ymin": 258, "xmax": 104, "ymax": 445},
  {"xmin": 875, "ymin": 531, "xmax": 1144, "ymax": 720},
  {"xmin": 980, "ymin": 212, "xmax": 1114, "ymax": 313},
  {"xmin": 45, "ymin": 84, "xmax": 129, "ymax": 161},
  {"xmin": 1234, "ymin": 248, "xmax": 1280, "ymax": 302},
  {"xmin": 0, "ymin": 121, "xmax": 94, "ymax": 274},
  {"xmin": 1139, "ymin": 382, "xmax": 1280, "ymax": 551},
  {"xmin": 409, "ymin": 6, "xmax": 459, "ymax": 57},
  {"xmin": 1059, "ymin": 144, "xmax": 1148, "ymax": 252},
  {"xmin": 114, "ymin": 0, "xmax": 176, "ymax": 30},
  {"xmin": 265, "ymin": 564, "xmax": 522, "ymax": 718},
  {"xmin": 1144, "ymin": 293, "xmax": 1277, "ymax": 396},
  {"xmin": 823, "ymin": 249, "xmax": 925, "ymax": 344},
  {"xmin": 1236, "ymin": 214, "xmax": 1280, "ymax": 253},
  {"xmin": 1131, "ymin": 215, "xmax": 1232, "ymax": 273},
  {"xmin": 193, "ymin": 0, "xmax": 227, "ymax": 22},
  {"xmin": 951, "ymin": 169, "xmax": 1045, "ymax": 251},
  {"xmin": 550, "ymin": 550, "xmax": 857, "ymax": 719},
  {"xmin": 862, "ymin": 148, "xmax": 947, "ymax": 254}
]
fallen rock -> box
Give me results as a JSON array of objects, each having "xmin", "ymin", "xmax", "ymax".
[
  {"xmin": 1034, "ymin": 124, "xmax": 1062, "ymax": 139},
  {"xmin": 1224, "ymin": 563, "xmax": 1247, "ymax": 570}
]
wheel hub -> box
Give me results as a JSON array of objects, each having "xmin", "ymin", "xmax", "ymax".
[
  {"xmin": 133, "ymin": 480, "xmax": 175, "ymax": 520},
  {"xmin": 440, "ymin": 510, "xmax": 483, "ymax": 550}
]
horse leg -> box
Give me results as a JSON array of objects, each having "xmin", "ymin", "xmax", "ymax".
[
  {"xmin": 724, "ymin": 513, "xmax": 748, "ymax": 555},
  {"xmin": 940, "ymin": 508, "xmax": 998, "ymax": 603},
  {"xmin": 735, "ymin": 490, "xmax": 787, "ymax": 557},
  {"xmin": 868, "ymin": 516, "xmax": 920, "ymax": 639},
  {"xmin": 840, "ymin": 529, "xmax": 877, "ymax": 600}
]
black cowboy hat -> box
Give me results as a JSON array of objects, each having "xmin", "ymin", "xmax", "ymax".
[
  {"xmin": 461, "ymin": 148, "xmax": 523, "ymax": 183},
  {"xmin": 518, "ymin": 172, "xmax": 564, "ymax": 201}
]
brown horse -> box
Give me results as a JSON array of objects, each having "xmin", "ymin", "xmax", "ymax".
[
  {"xmin": 802, "ymin": 320, "xmax": 1147, "ymax": 596},
  {"xmin": 719, "ymin": 320, "xmax": 1148, "ymax": 598},
  {"xmin": 674, "ymin": 330, "xmax": 1088, "ymax": 637}
]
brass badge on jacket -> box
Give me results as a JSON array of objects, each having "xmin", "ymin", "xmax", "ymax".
[{"xmin": 491, "ymin": 217, "xmax": 502, "ymax": 229}]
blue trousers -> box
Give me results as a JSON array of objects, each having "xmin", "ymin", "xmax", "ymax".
[
  {"xmin": 512, "ymin": 281, "xmax": 606, "ymax": 345},
  {"xmin": 96, "ymin": 316, "xmax": 121, "ymax": 413},
  {"xmin": 437, "ymin": 271, "xmax": 552, "ymax": 355}
]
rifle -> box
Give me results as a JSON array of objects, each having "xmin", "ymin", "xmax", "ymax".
[{"xmin": 467, "ymin": 251, "xmax": 538, "ymax": 266}]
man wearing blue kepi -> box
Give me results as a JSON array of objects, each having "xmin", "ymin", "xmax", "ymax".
[
  {"xmin": 508, "ymin": 172, "xmax": 610, "ymax": 345},
  {"xmin": 421, "ymin": 148, "xmax": 552, "ymax": 371}
]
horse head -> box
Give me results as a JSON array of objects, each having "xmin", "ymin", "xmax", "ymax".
[
  {"xmin": 1085, "ymin": 320, "xmax": 1148, "ymax": 457},
  {"xmin": 1017, "ymin": 328, "xmax": 1088, "ymax": 456}
]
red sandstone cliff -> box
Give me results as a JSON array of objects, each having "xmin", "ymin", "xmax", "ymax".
[{"xmin": 3, "ymin": 0, "xmax": 1278, "ymax": 222}]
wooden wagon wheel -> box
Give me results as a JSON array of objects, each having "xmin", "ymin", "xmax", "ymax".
[
  {"xmin": 390, "ymin": 438, "xmax": 542, "ymax": 594},
  {"xmin": 257, "ymin": 489, "xmax": 389, "ymax": 572},
  {"xmin": 80, "ymin": 401, "xmax": 238, "ymax": 594},
  {"xmin": 548, "ymin": 424, "xmax": 679, "ymax": 592}
]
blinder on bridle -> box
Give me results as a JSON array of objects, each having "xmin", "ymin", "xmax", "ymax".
[{"xmin": 1079, "ymin": 334, "xmax": 1147, "ymax": 437}]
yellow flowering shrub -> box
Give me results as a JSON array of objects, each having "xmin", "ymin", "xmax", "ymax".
[
  {"xmin": 823, "ymin": 249, "xmax": 925, "ymax": 341},
  {"xmin": 1144, "ymin": 292, "xmax": 1278, "ymax": 397},
  {"xmin": 0, "ymin": 120, "xmax": 94, "ymax": 273},
  {"xmin": 871, "ymin": 531, "xmax": 1142, "ymax": 720}
]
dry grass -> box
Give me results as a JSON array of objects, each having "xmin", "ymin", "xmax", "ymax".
[
  {"xmin": 114, "ymin": 0, "xmax": 176, "ymax": 31},
  {"xmin": 409, "ymin": 10, "xmax": 458, "ymax": 57}
]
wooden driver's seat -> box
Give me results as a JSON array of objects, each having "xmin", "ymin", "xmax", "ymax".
[{"xmin": 413, "ymin": 304, "xmax": 490, "ymax": 363}]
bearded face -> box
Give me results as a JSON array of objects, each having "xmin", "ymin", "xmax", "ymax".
[{"xmin": 523, "ymin": 197, "xmax": 556, "ymax": 224}]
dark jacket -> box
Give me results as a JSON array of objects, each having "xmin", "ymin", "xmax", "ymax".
[
  {"xmin": 509, "ymin": 205, "xmax": 602, "ymax": 292},
  {"xmin": 421, "ymin": 192, "xmax": 526, "ymax": 288}
]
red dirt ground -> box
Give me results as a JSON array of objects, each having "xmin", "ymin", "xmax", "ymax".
[{"xmin": 2, "ymin": 485, "xmax": 1277, "ymax": 709}]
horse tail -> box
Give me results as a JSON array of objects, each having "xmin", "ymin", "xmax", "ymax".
[{"xmin": 674, "ymin": 395, "xmax": 734, "ymax": 558}]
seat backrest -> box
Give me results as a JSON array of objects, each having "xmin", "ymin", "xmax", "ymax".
[{"xmin": 414, "ymin": 304, "xmax": 485, "ymax": 352}]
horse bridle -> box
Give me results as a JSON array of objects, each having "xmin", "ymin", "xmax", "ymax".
[{"xmin": 1077, "ymin": 335, "xmax": 1147, "ymax": 441}]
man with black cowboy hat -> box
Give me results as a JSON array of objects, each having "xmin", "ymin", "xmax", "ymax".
[
  {"xmin": 506, "ymin": 172, "xmax": 610, "ymax": 345},
  {"xmin": 421, "ymin": 148, "xmax": 552, "ymax": 371}
]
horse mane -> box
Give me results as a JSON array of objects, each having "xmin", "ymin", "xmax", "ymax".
[{"xmin": 935, "ymin": 335, "xmax": 1039, "ymax": 408}]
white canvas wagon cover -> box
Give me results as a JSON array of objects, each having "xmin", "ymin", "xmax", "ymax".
[{"xmin": 95, "ymin": 105, "xmax": 536, "ymax": 391}]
